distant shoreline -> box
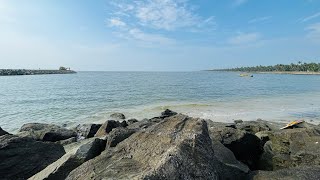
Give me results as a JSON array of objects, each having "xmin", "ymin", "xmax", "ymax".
[
  {"xmin": 207, "ymin": 70, "xmax": 320, "ymax": 75},
  {"xmin": 0, "ymin": 69, "xmax": 77, "ymax": 76}
]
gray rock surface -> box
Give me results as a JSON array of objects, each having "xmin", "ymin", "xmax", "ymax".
[
  {"xmin": 250, "ymin": 166, "xmax": 320, "ymax": 180},
  {"xmin": 0, "ymin": 127, "xmax": 9, "ymax": 136},
  {"xmin": 127, "ymin": 118, "xmax": 139, "ymax": 125},
  {"xmin": 95, "ymin": 120, "xmax": 124, "ymax": 137},
  {"xmin": 0, "ymin": 135, "xmax": 65, "ymax": 180},
  {"xmin": 56, "ymin": 137, "xmax": 77, "ymax": 146},
  {"xmin": 160, "ymin": 109, "xmax": 178, "ymax": 118},
  {"xmin": 30, "ymin": 138, "xmax": 106, "ymax": 180},
  {"xmin": 75, "ymin": 124, "xmax": 102, "ymax": 140},
  {"xmin": 106, "ymin": 127, "xmax": 136, "ymax": 148},
  {"xmin": 66, "ymin": 114, "xmax": 249, "ymax": 180},
  {"xmin": 18, "ymin": 123, "xmax": 77, "ymax": 142},
  {"xmin": 110, "ymin": 113, "xmax": 126, "ymax": 120}
]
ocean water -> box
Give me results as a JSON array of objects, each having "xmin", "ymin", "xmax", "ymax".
[{"xmin": 1, "ymin": 71, "xmax": 320, "ymax": 133}]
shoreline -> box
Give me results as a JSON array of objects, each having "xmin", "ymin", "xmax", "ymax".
[
  {"xmin": 208, "ymin": 70, "xmax": 320, "ymax": 75},
  {"xmin": 0, "ymin": 69, "xmax": 77, "ymax": 76}
]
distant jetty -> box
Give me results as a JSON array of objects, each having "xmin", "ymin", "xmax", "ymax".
[{"xmin": 0, "ymin": 67, "xmax": 76, "ymax": 76}]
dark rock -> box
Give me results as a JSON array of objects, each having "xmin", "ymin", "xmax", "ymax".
[
  {"xmin": 0, "ymin": 134, "xmax": 65, "ymax": 180},
  {"xmin": 160, "ymin": 109, "xmax": 177, "ymax": 118},
  {"xmin": 127, "ymin": 118, "xmax": 156, "ymax": 130},
  {"xmin": 261, "ymin": 128, "xmax": 320, "ymax": 170},
  {"xmin": 209, "ymin": 126, "xmax": 263, "ymax": 170},
  {"xmin": 30, "ymin": 138, "xmax": 106, "ymax": 180},
  {"xmin": 250, "ymin": 166, "xmax": 320, "ymax": 180},
  {"xmin": 110, "ymin": 113, "xmax": 126, "ymax": 120},
  {"xmin": 235, "ymin": 121, "xmax": 271, "ymax": 134},
  {"xmin": 95, "ymin": 120, "xmax": 123, "ymax": 137},
  {"xmin": 56, "ymin": 137, "xmax": 77, "ymax": 146},
  {"xmin": 234, "ymin": 120, "xmax": 243, "ymax": 124},
  {"xmin": 18, "ymin": 123, "xmax": 77, "ymax": 142},
  {"xmin": 75, "ymin": 124, "xmax": 102, "ymax": 140},
  {"xmin": 66, "ymin": 114, "xmax": 249, "ymax": 180},
  {"xmin": 120, "ymin": 120, "xmax": 128, "ymax": 127},
  {"xmin": 106, "ymin": 127, "xmax": 136, "ymax": 148},
  {"xmin": 0, "ymin": 127, "xmax": 9, "ymax": 136},
  {"xmin": 127, "ymin": 118, "xmax": 138, "ymax": 125},
  {"xmin": 258, "ymin": 141, "xmax": 274, "ymax": 171}
]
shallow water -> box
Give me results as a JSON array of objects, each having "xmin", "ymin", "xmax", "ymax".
[{"xmin": 1, "ymin": 71, "xmax": 320, "ymax": 132}]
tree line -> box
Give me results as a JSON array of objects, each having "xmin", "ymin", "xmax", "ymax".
[{"xmin": 217, "ymin": 62, "xmax": 320, "ymax": 72}]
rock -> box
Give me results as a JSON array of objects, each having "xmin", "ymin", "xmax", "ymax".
[
  {"xmin": 110, "ymin": 113, "xmax": 126, "ymax": 120},
  {"xmin": 120, "ymin": 120, "xmax": 128, "ymax": 127},
  {"xmin": 95, "ymin": 120, "xmax": 123, "ymax": 137},
  {"xmin": 0, "ymin": 127, "xmax": 9, "ymax": 136},
  {"xmin": 209, "ymin": 125, "xmax": 263, "ymax": 170},
  {"xmin": 250, "ymin": 166, "xmax": 320, "ymax": 180},
  {"xmin": 75, "ymin": 124, "xmax": 102, "ymax": 140},
  {"xmin": 30, "ymin": 138, "xmax": 106, "ymax": 180},
  {"xmin": 127, "ymin": 118, "xmax": 138, "ymax": 125},
  {"xmin": 106, "ymin": 127, "xmax": 136, "ymax": 148},
  {"xmin": 66, "ymin": 114, "xmax": 249, "ymax": 180},
  {"xmin": 262, "ymin": 128, "xmax": 320, "ymax": 170},
  {"xmin": 234, "ymin": 120, "xmax": 243, "ymax": 124},
  {"xmin": 56, "ymin": 137, "xmax": 77, "ymax": 146},
  {"xmin": 0, "ymin": 134, "xmax": 65, "ymax": 180},
  {"xmin": 258, "ymin": 141, "xmax": 274, "ymax": 171},
  {"xmin": 235, "ymin": 121, "xmax": 271, "ymax": 134},
  {"xmin": 18, "ymin": 123, "xmax": 77, "ymax": 142},
  {"xmin": 160, "ymin": 109, "xmax": 177, "ymax": 118},
  {"xmin": 127, "ymin": 118, "xmax": 157, "ymax": 130}
]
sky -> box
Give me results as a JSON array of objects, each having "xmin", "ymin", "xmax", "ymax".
[{"xmin": 0, "ymin": 0, "xmax": 320, "ymax": 71}]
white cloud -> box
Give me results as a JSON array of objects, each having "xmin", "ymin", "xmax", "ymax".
[
  {"xmin": 108, "ymin": 18, "xmax": 126, "ymax": 27},
  {"xmin": 248, "ymin": 16, "xmax": 272, "ymax": 24},
  {"xmin": 228, "ymin": 32, "xmax": 261, "ymax": 45},
  {"xmin": 305, "ymin": 23, "xmax": 320, "ymax": 42},
  {"xmin": 300, "ymin": 12, "xmax": 320, "ymax": 22}
]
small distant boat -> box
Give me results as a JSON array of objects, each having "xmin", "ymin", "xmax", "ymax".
[{"xmin": 240, "ymin": 73, "xmax": 253, "ymax": 77}]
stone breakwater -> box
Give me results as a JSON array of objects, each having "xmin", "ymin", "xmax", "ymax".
[
  {"xmin": 0, "ymin": 69, "xmax": 76, "ymax": 76},
  {"xmin": 1, "ymin": 110, "xmax": 320, "ymax": 180}
]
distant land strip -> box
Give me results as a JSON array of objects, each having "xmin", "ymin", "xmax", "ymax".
[
  {"xmin": 0, "ymin": 69, "xmax": 76, "ymax": 76},
  {"xmin": 209, "ymin": 62, "xmax": 320, "ymax": 75}
]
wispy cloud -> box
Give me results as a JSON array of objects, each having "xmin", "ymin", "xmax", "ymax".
[
  {"xmin": 248, "ymin": 16, "xmax": 272, "ymax": 24},
  {"xmin": 300, "ymin": 12, "xmax": 320, "ymax": 22},
  {"xmin": 305, "ymin": 23, "xmax": 320, "ymax": 42},
  {"xmin": 228, "ymin": 32, "xmax": 261, "ymax": 45},
  {"xmin": 129, "ymin": 28, "xmax": 175, "ymax": 44},
  {"xmin": 107, "ymin": 0, "xmax": 215, "ymax": 44}
]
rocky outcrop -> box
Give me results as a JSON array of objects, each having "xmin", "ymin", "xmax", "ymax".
[
  {"xmin": 75, "ymin": 124, "xmax": 102, "ymax": 140},
  {"xmin": 30, "ymin": 138, "xmax": 106, "ymax": 180},
  {"xmin": 106, "ymin": 127, "xmax": 136, "ymax": 148},
  {"xmin": 250, "ymin": 166, "xmax": 320, "ymax": 180},
  {"xmin": 95, "ymin": 120, "xmax": 127, "ymax": 137},
  {"xmin": 18, "ymin": 123, "xmax": 77, "ymax": 142},
  {"xmin": 0, "ymin": 127, "xmax": 9, "ymax": 136},
  {"xmin": 127, "ymin": 118, "xmax": 139, "ymax": 125},
  {"xmin": 160, "ymin": 109, "xmax": 177, "ymax": 118},
  {"xmin": 110, "ymin": 113, "xmax": 126, "ymax": 120},
  {"xmin": 260, "ymin": 128, "xmax": 320, "ymax": 171},
  {"xmin": 208, "ymin": 125, "xmax": 263, "ymax": 170},
  {"xmin": 0, "ymin": 135, "xmax": 65, "ymax": 180},
  {"xmin": 66, "ymin": 114, "xmax": 249, "ymax": 180}
]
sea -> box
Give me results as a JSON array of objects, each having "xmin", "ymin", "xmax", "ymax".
[{"xmin": 1, "ymin": 71, "xmax": 320, "ymax": 133}]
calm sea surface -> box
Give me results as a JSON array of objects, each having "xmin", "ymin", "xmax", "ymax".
[{"xmin": 1, "ymin": 71, "xmax": 320, "ymax": 132}]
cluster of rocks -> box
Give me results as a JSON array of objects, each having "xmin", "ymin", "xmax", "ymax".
[
  {"xmin": 1, "ymin": 110, "xmax": 320, "ymax": 180},
  {"xmin": 0, "ymin": 69, "xmax": 76, "ymax": 76}
]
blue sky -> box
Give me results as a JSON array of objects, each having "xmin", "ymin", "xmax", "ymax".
[{"xmin": 0, "ymin": 0, "xmax": 320, "ymax": 71}]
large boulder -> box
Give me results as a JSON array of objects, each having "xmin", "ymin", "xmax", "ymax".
[
  {"xmin": 160, "ymin": 109, "xmax": 177, "ymax": 118},
  {"xmin": 208, "ymin": 124, "xmax": 263, "ymax": 170},
  {"xmin": 30, "ymin": 138, "xmax": 106, "ymax": 180},
  {"xmin": 18, "ymin": 123, "xmax": 77, "ymax": 142},
  {"xmin": 95, "ymin": 120, "xmax": 125, "ymax": 137},
  {"xmin": 106, "ymin": 127, "xmax": 136, "ymax": 148},
  {"xmin": 0, "ymin": 135, "xmax": 65, "ymax": 180},
  {"xmin": 75, "ymin": 124, "xmax": 102, "ymax": 140},
  {"xmin": 0, "ymin": 127, "xmax": 9, "ymax": 136},
  {"xmin": 250, "ymin": 166, "xmax": 320, "ymax": 180},
  {"xmin": 66, "ymin": 114, "xmax": 249, "ymax": 180},
  {"xmin": 110, "ymin": 113, "xmax": 126, "ymax": 120},
  {"xmin": 259, "ymin": 128, "xmax": 320, "ymax": 171}
]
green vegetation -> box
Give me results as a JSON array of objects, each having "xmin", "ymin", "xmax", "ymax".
[{"xmin": 217, "ymin": 62, "xmax": 320, "ymax": 72}]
